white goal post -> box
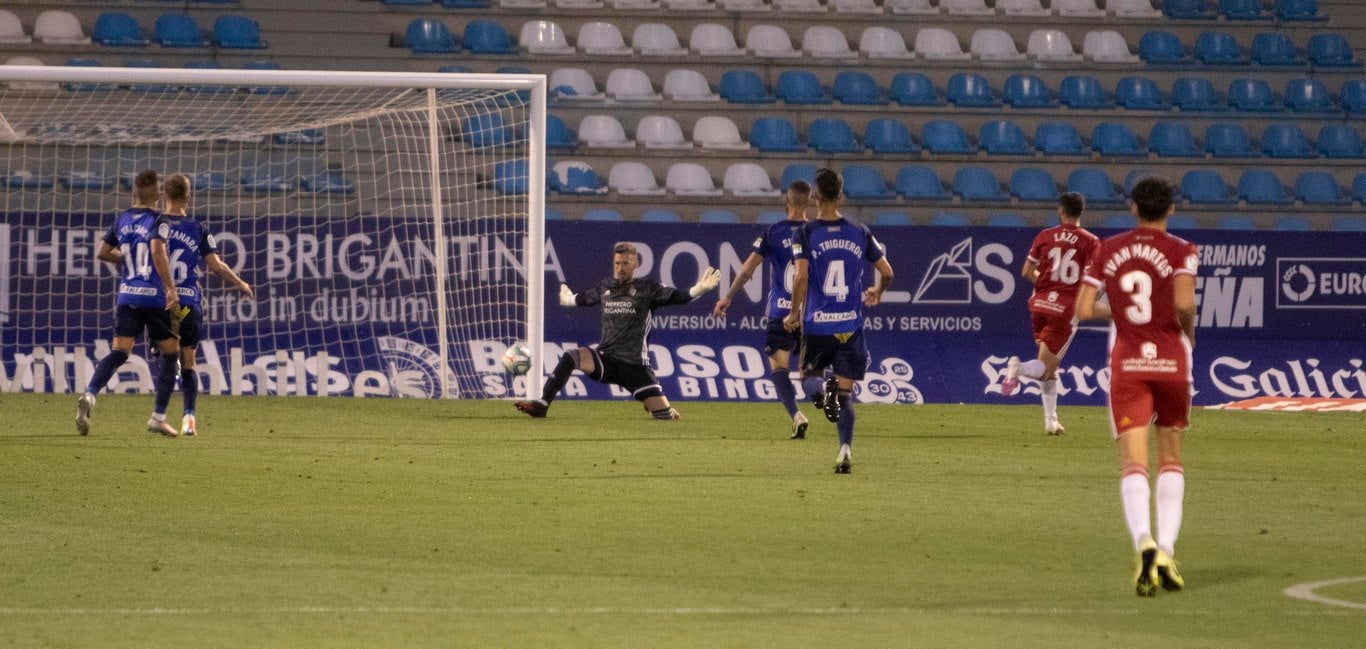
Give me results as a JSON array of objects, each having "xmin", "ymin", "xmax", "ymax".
[{"xmin": 0, "ymin": 65, "xmax": 545, "ymax": 400}]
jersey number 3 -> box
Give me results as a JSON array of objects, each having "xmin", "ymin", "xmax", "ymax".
[{"xmin": 1119, "ymin": 270, "xmax": 1153, "ymax": 325}]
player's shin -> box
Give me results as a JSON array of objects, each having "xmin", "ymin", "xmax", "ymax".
[
  {"xmin": 181, "ymin": 368, "xmax": 198, "ymax": 416},
  {"xmin": 802, "ymin": 376, "xmax": 825, "ymax": 406},
  {"xmin": 771, "ymin": 369, "xmax": 799, "ymax": 417},
  {"xmin": 1155, "ymin": 466, "xmax": 1185, "ymax": 556},
  {"xmin": 1041, "ymin": 379, "xmax": 1058, "ymax": 425},
  {"xmin": 152, "ymin": 353, "xmax": 179, "ymax": 416},
  {"xmin": 836, "ymin": 389, "xmax": 854, "ymax": 446},
  {"xmin": 540, "ymin": 351, "xmax": 579, "ymax": 405},
  {"xmin": 1121, "ymin": 464, "xmax": 1153, "ymax": 550},
  {"xmin": 85, "ymin": 349, "xmax": 129, "ymax": 396}
]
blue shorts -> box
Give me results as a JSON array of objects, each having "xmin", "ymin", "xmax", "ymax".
[
  {"xmin": 763, "ymin": 317, "xmax": 800, "ymax": 357},
  {"xmin": 177, "ymin": 305, "xmax": 203, "ymax": 348},
  {"xmin": 114, "ymin": 304, "xmax": 175, "ymax": 343},
  {"xmin": 800, "ymin": 330, "xmax": 870, "ymax": 381}
]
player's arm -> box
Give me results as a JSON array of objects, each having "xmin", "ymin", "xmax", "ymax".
[
  {"xmin": 1075, "ymin": 281, "xmax": 1109, "ymax": 321},
  {"xmin": 784, "ymin": 259, "xmax": 809, "ymax": 331},
  {"xmin": 1174, "ymin": 273, "xmax": 1196, "ymax": 344},
  {"xmin": 713, "ymin": 253, "xmax": 763, "ymax": 316},
  {"xmin": 149, "ymin": 237, "xmax": 178, "ymax": 311},
  {"xmin": 1021, "ymin": 259, "xmax": 1039, "ymax": 284},
  {"xmin": 561, "ymin": 284, "xmax": 598, "ymax": 307},
  {"xmin": 864, "ymin": 257, "xmax": 893, "ymax": 307},
  {"xmin": 204, "ymin": 252, "xmax": 254, "ymax": 299}
]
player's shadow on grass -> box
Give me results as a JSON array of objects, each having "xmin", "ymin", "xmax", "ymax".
[{"xmin": 1196, "ymin": 564, "xmax": 1264, "ymax": 588}]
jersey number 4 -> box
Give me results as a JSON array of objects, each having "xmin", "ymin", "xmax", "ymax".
[
  {"xmin": 120, "ymin": 242, "xmax": 190, "ymax": 283},
  {"xmin": 822, "ymin": 260, "xmax": 850, "ymax": 301}
]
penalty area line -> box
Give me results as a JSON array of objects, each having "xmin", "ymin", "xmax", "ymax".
[
  {"xmin": 0, "ymin": 605, "xmax": 1349, "ymax": 617},
  {"xmin": 1283, "ymin": 577, "xmax": 1366, "ymax": 611}
]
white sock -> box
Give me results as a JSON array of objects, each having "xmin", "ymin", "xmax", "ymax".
[
  {"xmin": 838, "ymin": 443, "xmax": 851, "ymax": 461},
  {"xmin": 82, "ymin": 392, "xmax": 96, "ymax": 404},
  {"xmin": 150, "ymin": 413, "xmax": 166, "ymax": 422},
  {"xmin": 1156, "ymin": 470, "xmax": 1185, "ymax": 556},
  {"xmin": 1041, "ymin": 380, "xmax": 1058, "ymax": 424},
  {"xmin": 1019, "ymin": 359, "xmax": 1047, "ymax": 379},
  {"xmin": 1121, "ymin": 473, "xmax": 1152, "ymax": 551}
]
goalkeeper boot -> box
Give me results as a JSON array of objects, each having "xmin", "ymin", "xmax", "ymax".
[
  {"xmin": 147, "ymin": 416, "xmax": 180, "ymax": 438},
  {"xmin": 514, "ymin": 400, "xmax": 548, "ymax": 418},
  {"xmin": 822, "ymin": 378, "xmax": 841, "ymax": 423},
  {"xmin": 181, "ymin": 414, "xmax": 197, "ymax": 437},
  {"xmin": 1134, "ymin": 538, "xmax": 1159, "ymax": 597},
  {"xmin": 1001, "ymin": 356, "xmax": 1022, "ymax": 396},
  {"xmin": 76, "ymin": 393, "xmax": 94, "ymax": 436},
  {"xmin": 790, "ymin": 412, "xmax": 809, "ymax": 440},
  {"xmin": 1155, "ymin": 550, "xmax": 1184, "ymax": 592}
]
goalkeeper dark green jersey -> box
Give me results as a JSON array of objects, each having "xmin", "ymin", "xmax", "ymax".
[{"xmin": 575, "ymin": 277, "xmax": 693, "ymax": 363}]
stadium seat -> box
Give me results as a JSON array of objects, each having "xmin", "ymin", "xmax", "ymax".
[
  {"xmin": 1196, "ymin": 32, "xmax": 1249, "ymax": 65},
  {"xmin": 1274, "ymin": 215, "xmax": 1312, "ymax": 231},
  {"xmin": 1166, "ymin": 0, "xmax": 1215, "ymax": 18},
  {"xmin": 1115, "ymin": 77, "xmax": 1167, "ymax": 110},
  {"xmin": 1003, "ymin": 74, "xmax": 1055, "ymax": 108},
  {"xmin": 865, "ymin": 119, "xmax": 918, "ymax": 154},
  {"xmin": 998, "ymin": 0, "xmax": 1050, "ymax": 16},
  {"xmin": 971, "ymin": 29, "xmax": 1025, "ymax": 62},
  {"xmin": 1294, "ymin": 172, "xmax": 1350, "ymax": 205},
  {"xmin": 833, "ymin": 71, "xmax": 888, "ymax": 105},
  {"xmin": 462, "ymin": 114, "xmax": 511, "ymax": 148},
  {"xmin": 442, "ymin": 0, "xmax": 491, "ymax": 7},
  {"xmin": 546, "ymin": 115, "xmax": 575, "ymax": 150},
  {"xmin": 439, "ymin": 64, "xmax": 473, "ymax": 74},
  {"xmin": 1101, "ymin": 214, "xmax": 1137, "ymax": 229},
  {"xmin": 554, "ymin": 161, "xmax": 607, "ymax": 194},
  {"xmin": 942, "ymin": 0, "xmax": 994, "ymax": 14},
  {"xmin": 1262, "ymin": 124, "xmax": 1315, "ymax": 157},
  {"xmin": 1059, "ymin": 75, "xmax": 1111, "ymax": 109},
  {"xmin": 954, "ymin": 167, "xmax": 1007, "ymax": 201},
  {"xmin": 1057, "ymin": 0, "xmax": 1105, "ymax": 16},
  {"xmin": 720, "ymin": 70, "xmax": 775, "ymax": 104},
  {"xmin": 1278, "ymin": 0, "xmax": 1326, "ymax": 21},
  {"xmin": 641, "ymin": 209, "xmax": 682, "ymax": 223},
  {"xmin": 0, "ymin": 10, "xmax": 29, "ymax": 44},
  {"xmin": 5, "ymin": 170, "xmax": 53, "ymax": 189},
  {"xmin": 214, "ymin": 15, "xmax": 266, "ymax": 49},
  {"xmin": 155, "ymin": 14, "xmax": 207, "ymax": 47},
  {"xmin": 1172, "ymin": 77, "xmax": 1224, "ymax": 111},
  {"xmin": 979, "ymin": 120, "xmax": 1030, "ymax": 155},
  {"xmin": 1342, "ymin": 80, "xmax": 1366, "ymax": 113},
  {"xmin": 719, "ymin": 0, "xmax": 767, "ymax": 10},
  {"xmin": 1092, "ymin": 123, "xmax": 1143, "ymax": 156},
  {"xmin": 1308, "ymin": 34, "xmax": 1357, "ymax": 67},
  {"xmin": 633, "ymin": 23, "xmax": 685, "ymax": 56},
  {"xmin": 1068, "ymin": 169, "xmax": 1123, "ymax": 204},
  {"xmin": 690, "ymin": 23, "xmax": 744, "ymax": 56},
  {"xmin": 947, "ymin": 73, "xmax": 999, "ymax": 107},
  {"xmin": 1138, "ymin": 31, "xmax": 1190, "ymax": 64},
  {"xmin": 915, "ymin": 28, "xmax": 970, "ymax": 61},
  {"xmin": 1010, "ymin": 168, "xmax": 1059, "ymax": 202},
  {"xmin": 578, "ymin": 22, "xmax": 630, "ymax": 55},
  {"xmin": 1239, "ymin": 170, "xmax": 1293, "ymax": 204},
  {"xmin": 872, "ymin": 212, "xmax": 913, "ymax": 226},
  {"xmin": 548, "ymin": 68, "xmax": 605, "ymax": 101},
  {"xmin": 1317, "ymin": 126, "xmax": 1366, "ymax": 159},
  {"xmin": 756, "ymin": 210, "xmax": 787, "ymax": 225},
  {"xmin": 895, "ymin": 166, "xmax": 948, "ymax": 200},
  {"xmin": 1035, "ymin": 123, "xmax": 1086, "ymax": 155},
  {"xmin": 987, "ymin": 214, "xmax": 1027, "ymax": 228},
  {"xmin": 300, "ymin": 171, "xmax": 354, "ymax": 194},
  {"xmin": 930, "ymin": 212, "xmax": 970, "ymax": 227},
  {"xmin": 1112, "ymin": 0, "xmax": 1161, "ymax": 17},
  {"xmin": 749, "ymin": 117, "xmax": 805, "ymax": 152},
  {"xmin": 1085, "ymin": 31, "xmax": 1139, "ymax": 64},
  {"xmin": 1251, "ymin": 32, "xmax": 1305, "ymax": 66},
  {"xmin": 781, "ymin": 163, "xmax": 817, "ymax": 190},
  {"xmin": 1149, "ymin": 122, "xmax": 1200, "ymax": 157},
  {"xmin": 636, "ymin": 115, "xmax": 689, "ymax": 149},
  {"xmin": 1205, "ymin": 123, "xmax": 1256, "ymax": 157},
  {"xmin": 1181, "ymin": 170, "xmax": 1236, "ymax": 204},
  {"xmin": 607, "ymin": 162, "xmax": 665, "ymax": 195},
  {"xmin": 809, "ymin": 118, "xmax": 862, "ymax": 153},
  {"xmin": 802, "ymin": 26, "xmax": 857, "ymax": 59},
  {"xmin": 1221, "ymin": 0, "xmax": 1268, "ymax": 19},
  {"xmin": 4, "ymin": 57, "xmax": 55, "ymax": 90},
  {"xmin": 859, "ymin": 26, "xmax": 916, "ymax": 59},
  {"xmin": 34, "ymin": 10, "xmax": 89, "ymax": 44},
  {"xmin": 1027, "ymin": 30, "xmax": 1082, "ymax": 62},
  {"xmin": 405, "ymin": 19, "xmax": 458, "ymax": 53},
  {"xmin": 583, "ymin": 208, "xmax": 623, "ymax": 222},
  {"xmin": 841, "ymin": 165, "xmax": 894, "ymax": 199},
  {"xmin": 60, "ymin": 170, "xmax": 114, "ymax": 191},
  {"xmin": 890, "ymin": 73, "xmax": 943, "ymax": 106},
  {"xmin": 462, "ymin": 20, "xmax": 515, "ymax": 54},
  {"xmin": 692, "ymin": 116, "xmax": 750, "ymax": 150},
  {"xmin": 1228, "ymin": 79, "xmax": 1280, "ymax": 112},
  {"xmin": 776, "ymin": 70, "xmax": 832, "ymax": 104},
  {"xmin": 273, "ymin": 129, "xmax": 325, "ymax": 145},
  {"xmin": 93, "ymin": 13, "xmax": 148, "ymax": 47},
  {"xmin": 745, "ymin": 24, "xmax": 799, "ymax": 58},
  {"xmin": 922, "ymin": 120, "xmax": 974, "ymax": 154},
  {"xmin": 1167, "ymin": 215, "xmax": 1201, "ymax": 230},
  {"xmin": 698, "ymin": 210, "xmax": 740, "ymax": 224},
  {"xmin": 832, "ymin": 0, "xmax": 880, "ymax": 13},
  {"xmin": 724, "ymin": 163, "xmax": 779, "ymax": 196},
  {"xmin": 61, "ymin": 58, "xmax": 108, "ymax": 92},
  {"xmin": 606, "ymin": 68, "xmax": 661, "ymax": 102},
  {"xmin": 241, "ymin": 167, "xmax": 293, "ymax": 193},
  {"xmin": 1284, "ymin": 79, "xmax": 1335, "ymax": 112},
  {"xmin": 122, "ymin": 58, "xmax": 172, "ymax": 92},
  {"xmin": 520, "ymin": 20, "xmax": 573, "ymax": 54},
  {"xmin": 1331, "ymin": 216, "xmax": 1366, "ymax": 231},
  {"xmin": 1217, "ymin": 215, "xmax": 1256, "ymax": 230},
  {"xmin": 663, "ymin": 69, "xmax": 718, "ymax": 102},
  {"xmin": 492, "ymin": 160, "xmax": 529, "ymax": 194},
  {"xmin": 889, "ymin": 0, "xmax": 938, "ymax": 14}
]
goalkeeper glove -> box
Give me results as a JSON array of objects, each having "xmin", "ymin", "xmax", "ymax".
[
  {"xmin": 689, "ymin": 267, "xmax": 721, "ymax": 298},
  {"xmin": 559, "ymin": 284, "xmax": 577, "ymax": 307}
]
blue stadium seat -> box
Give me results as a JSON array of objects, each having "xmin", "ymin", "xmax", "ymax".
[
  {"xmin": 441, "ymin": 0, "xmax": 492, "ymax": 7},
  {"xmin": 273, "ymin": 129, "xmax": 325, "ymax": 145},
  {"xmin": 1124, "ymin": 170, "xmax": 1157, "ymax": 197},
  {"xmin": 556, "ymin": 163, "xmax": 605, "ymax": 195},
  {"xmin": 493, "ymin": 160, "xmax": 528, "ymax": 194},
  {"xmin": 864, "ymin": 119, "xmax": 918, "ymax": 154},
  {"xmin": 775, "ymin": 70, "xmax": 832, "ymax": 104},
  {"xmin": 1318, "ymin": 126, "xmax": 1366, "ymax": 158},
  {"xmin": 1059, "ymin": 75, "xmax": 1111, "ymax": 109},
  {"xmin": 699, "ymin": 209, "xmax": 740, "ymax": 224},
  {"xmin": 1101, "ymin": 214, "xmax": 1136, "ymax": 229},
  {"xmin": 462, "ymin": 113, "xmax": 511, "ymax": 148},
  {"xmin": 5, "ymin": 171, "xmax": 53, "ymax": 189},
  {"xmin": 584, "ymin": 208, "xmax": 624, "ymax": 222},
  {"xmin": 1277, "ymin": 0, "xmax": 1326, "ymax": 21},
  {"xmin": 1205, "ymin": 123, "xmax": 1256, "ymax": 157},
  {"xmin": 1352, "ymin": 174, "xmax": 1366, "ymax": 203},
  {"xmin": 953, "ymin": 167, "xmax": 1007, "ymax": 201},
  {"xmin": 463, "ymin": 20, "xmax": 516, "ymax": 54},
  {"xmin": 1115, "ymin": 76, "xmax": 1167, "ymax": 110},
  {"xmin": 1003, "ymin": 74, "xmax": 1055, "ymax": 108},
  {"xmin": 719, "ymin": 70, "xmax": 774, "ymax": 104},
  {"xmin": 544, "ymin": 207, "xmax": 566, "ymax": 222},
  {"xmin": 872, "ymin": 212, "xmax": 912, "ymax": 226},
  {"xmin": 833, "ymin": 71, "xmax": 888, "ymax": 105},
  {"xmin": 93, "ymin": 13, "xmax": 149, "ymax": 46},
  {"xmin": 241, "ymin": 168, "xmax": 293, "ymax": 193},
  {"xmin": 243, "ymin": 59, "xmax": 289, "ymax": 94},
  {"xmin": 756, "ymin": 210, "xmax": 786, "ymax": 225},
  {"xmin": 1239, "ymin": 170, "xmax": 1293, "ymax": 204},
  {"xmin": 300, "ymin": 171, "xmax": 355, "ymax": 194},
  {"xmin": 1221, "ymin": 0, "xmax": 1268, "ymax": 19},
  {"xmin": 405, "ymin": 19, "xmax": 458, "ymax": 53},
  {"xmin": 841, "ymin": 165, "xmax": 893, "ymax": 199},
  {"xmin": 1166, "ymin": 0, "xmax": 1215, "ymax": 19},
  {"xmin": 1228, "ymin": 78, "xmax": 1279, "ymax": 112},
  {"xmin": 122, "ymin": 59, "xmax": 172, "ymax": 93},
  {"xmin": 1035, "ymin": 123, "xmax": 1086, "ymax": 155},
  {"xmin": 1139, "ymin": 31, "xmax": 1191, "ymax": 64},
  {"xmin": 890, "ymin": 72, "xmax": 943, "ymax": 106},
  {"xmin": 922, "ymin": 120, "xmax": 974, "ymax": 154},
  {"xmin": 1091, "ymin": 123, "xmax": 1143, "ymax": 156},
  {"xmin": 1331, "ymin": 216, "xmax": 1366, "ymax": 231},
  {"xmin": 781, "ymin": 163, "xmax": 817, "ymax": 191},
  {"xmin": 1274, "ymin": 215, "xmax": 1312, "ymax": 231},
  {"xmin": 61, "ymin": 171, "xmax": 114, "ymax": 191},
  {"xmin": 1171, "ymin": 77, "xmax": 1224, "ymax": 111},
  {"xmin": 1149, "ymin": 122, "xmax": 1200, "ymax": 157},
  {"xmin": 979, "ymin": 120, "xmax": 1030, "ymax": 155},
  {"xmin": 750, "ymin": 117, "xmax": 805, "ymax": 152},
  {"xmin": 546, "ymin": 114, "xmax": 574, "ymax": 150},
  {"xmin": 1262, "ymin": 124, "xmax": 1316, "ymax": 157},
  {"xmin": 930, "ymin": 212, "xmax": 970, "ymax": 227},
  {"xmin": 155, "ymin": 14, "xmax": 207, "ymax": 47},
  {"xmin": 1166, "ymin": 215, "xmax": 1201, "ymax": 230},
  {"xmin": 987, "ymin": 214, "xmax": 1027, "ymax": 227},
  {"xmin": 1181, "ymin": 170, "xmax": 1236, "ymax": 204},
  {"xmin": 1067, "ymin": 169, "xmax": 1123, "ymax": 205},
  {"xmin": 1342, "ymin": 80, "xmax": 1366, "ymax": 113},
  {"xmin": 214, "ymin": 15, "xmax": 266, "ymax": 49},
  {"xmin": 1217, "ymin": 215, "xmax": 1256, "ymax": 230},
  {"xmin": 190, "ymin": 172, "xmax": 230, "ymax": 193},
  {"xmin": 895, "ymin": 166, "xmax": 948, "ymax": 200},
  {"xmin": 808, "ymin": 118, "xmax": 862, "ymax": 153},
  {"xmin": 1195, "ymin": 32, "xmax": 1248, "ymax": 65},
  {"xmin": 946, "ymin": 72, "xmax": 999, "ymax": 107},
  {"xmin": 1307, "ymin": 34, "xmax": 1358, "ymax": 67},
  {"xmin": 1294, "ymin": 172, "xmax": 1350, "ymax": 205},
  {"xmin": 1009, "ymin": 168, "xmax": 1059, "ymax": 202},
  {"xmin": 439, "ymin": 64, "xmax": 472, "ymax": 73},
  {"xmin": 1251, "ymin": 32, "xmax": 1305, "ymax": 66},
  {"xmin": 1284, "ymin": 79, "xmax": 1335, "ymax": 112}
]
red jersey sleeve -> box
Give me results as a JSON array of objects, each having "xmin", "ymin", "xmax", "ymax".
[{"xmin": 1026, "ymin": 231, "xmax": 1046, "ymax": 265}]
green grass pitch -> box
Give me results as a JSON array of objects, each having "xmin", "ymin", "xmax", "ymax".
[{"xmin": 3, "ymin": 393, "xmax": 1363, "ymax": 648}]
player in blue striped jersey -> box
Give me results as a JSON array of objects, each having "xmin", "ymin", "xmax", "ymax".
[
  {"xmin": 784, "ymin": 169, "xmax": 894, "ymax": 474},
  {"xmin": 154, "ymin": 174, "xmax": 254, "ymax": 436},
  {"xmin": 713, "ymin": 181, "xmax": 813, "ymax": 440}
]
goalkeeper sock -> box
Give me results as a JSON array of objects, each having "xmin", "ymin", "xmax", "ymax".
[
  {"xmin": 152, "ymin": 354, "xmax": 178, "ymax": 416},
  {"xmin": 540, "ymin": 351, "xmax": 578, "ymax": 405},
  {"xmin": 771, "ymin": 370, "xmax": 799, "ymax": 417},
  {"xmin": 836, "ymin": 389, "xmax": 854, "ymax": 446},
  {"xmin": 181, "ymin": 368, "xmax": 198, "ymax": 416},
  {"xmin": 86, "ymin": 349, "xmax": 129, "ymax": 395}
]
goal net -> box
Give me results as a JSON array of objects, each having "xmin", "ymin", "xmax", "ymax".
[{"xmin": 0, "ymin": 65, "xmax": 545, "ymax": 400}]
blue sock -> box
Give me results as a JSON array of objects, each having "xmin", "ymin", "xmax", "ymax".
[
  {"xmin": 771, "ymin": 370, "xmax": 799, "ymax": 417},
  {"xmin": 85, "ymin": 349, "xmax": 129, "ymax": 395},
  {"xmin": 153, "ymin": 354, "xmax": 178, "ymax": 416},
  {"xmin": 181, "ymin": 368, "xmax": 198, "ymax": 416},
  {"xmin": 837, "ymin": 392, "xmax": 854, "ymax": 447},
  {"xmin": 802, "ymin": 376, "xmax": 824, "ymax": 399}
]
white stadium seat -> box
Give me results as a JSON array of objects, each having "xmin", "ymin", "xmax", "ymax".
[
  {"xmin": 689, "ymin": 24, "xmax": 745, "ymax": 56},
  {"xmin": 4, "ymin": 56, "xmax": 57, "ymax": 90},
  {"xmin": 520, "ymin": 21, "xmax": 573, "ymax": 55},
  {"xmin": 548, "ymin": 68, "xmax": 606, "ymax": 101},
  {"xmin": 666, "ymin": 163, "xmax": 723, "ymax": 196},
  {"xmin": 860, "ymin": 27, "xmax": 916, "ymax": 59},
  {"xmin": 746, "ymin": 25, "xmax": 801, "ymax": 58},
  {"xmin": 663, "ymin": 69, "xmax": 719, "ymax": 102},
  {"xmin": 34, "ymin": 10, "xmax": 89, "ymax": 45},
  {"xmin": 724, "ymin": 163, "xmax": 781, "ymax": 197},
  {"xmin": 577, "ymin": 22, "xmax": 630, "ymax": 55},
  {"xmin": 832, "ymin": 0, "xmax": 882, "ymax": 13},
  {"xmin": 608, "ymin": 162, "xmax": 666, "ymax": 196},
  {"xmin": 0, "ymin": 10, "xmax": 32, "ymax": 44},
  {"xmin": 636, "ymin": 115, "xmax": 692, "ymax": 149},
  {"xmin": 1027, "ymin": 29, "xmax": 1082, "ymax": 62},
  {"xmin": 776, "ymin": 0, "xmax": 826, "ymax": 12},
  {"xmin": 605, "ymin": 68, "xmax": 662, "ymax": 102},
  {"xmin": 941, "ymin": 0, "xmax": 993, "ymax": 15},
  {"xmin": 632, "ymin": 23, "xmax": 685, "ymax": 56},
  {"xmin": 915, "ymin": 28, "xmax": 970, "ymax": 61},
  {"xmin": 889, "ymin": 0, "xmax": 938, "ymax": 13},
  {"xmin": 802, "ymin": 26, "xmax": 858, "ymax": 59},
  {"xmin": 693, "ymin": 116, "xmax": 750, "ymax": 149},
  {"xmin": 998, "ymin": 0, "xmax": 1051, "ymax": 16},
  {"xmin": 1110, "ymin": 0, "xmax": 1161, "ymax": 17},
  {"xmin": 971, "ymin": 29, "xmax": 1026, "ymax": 61},
  {"xmin": 1055, "ymin": 0, "xmax": 1105, "ymax": 17},
  {"xmin": 1083, "ymin": 30, "xmax": 1138, "ymax": 63},
  {"xmin": 577, "ymin": 115, "xmax": 635, "ymax": 148}
]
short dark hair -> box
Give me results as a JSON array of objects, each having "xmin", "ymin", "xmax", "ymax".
[
  {"xmin": 163, "ymin": 174, "xmax": 190, "ymax": 202},
  {"xmin": 787, "ymin": 180, "xmax": 811, "ymax": 208},
  {"xmin": 134, "ymin": 170, "xmax": 158, "ymax": 189},
  {"xmin": 613, "ymin": 242, "xmax": 637, "ymax": 258},
  {"xmin": 1130, "ymin": 176, "xmax": 1174, "ymax": 222},
  {"xmin": 814, "ymin": 168, "xmax": 842, "ymax": 203},
  {"xmin": 1058, "ymin": 192, "xmax": 1085, "ymax": 218}
]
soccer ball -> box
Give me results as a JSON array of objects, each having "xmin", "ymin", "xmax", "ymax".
[{"xmin": 502, "ymin": 342, "xmax": 532, "ymax": 375}]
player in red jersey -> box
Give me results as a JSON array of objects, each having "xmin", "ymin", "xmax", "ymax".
[
  {"xmin": 1076, "ymin": 177, "xmax": 1197, "ymax": 598},
  {"xmin": 1000, "ymin": 192, "xmax": 1100, "ymax": 435}
]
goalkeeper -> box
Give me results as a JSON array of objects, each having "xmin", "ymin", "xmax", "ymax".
[{"xmin": 515, "ymin": 242, "xmax": 720, "ymax": 420}]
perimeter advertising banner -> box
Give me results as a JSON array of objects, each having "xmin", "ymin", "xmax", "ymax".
[{"xmin": 2, "ymin": 215, "xmax": 1364, "ymax": 406}]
